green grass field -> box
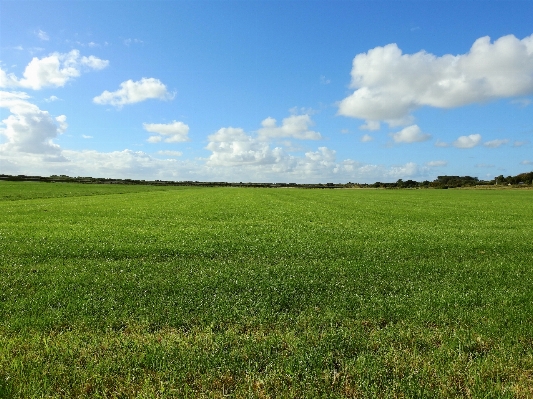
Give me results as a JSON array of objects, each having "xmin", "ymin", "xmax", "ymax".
[{"xmin": 1, "ymin": 181, "xmax": 532, "ymax": 398}]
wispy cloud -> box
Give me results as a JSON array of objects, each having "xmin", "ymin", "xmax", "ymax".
[
  {"xmin": 320, "ymin": 75, "xmax": 331, "ymax": 85},
  {"xmin": 36, "ymin": 29, "xmax": 49, "ymax": 41},
  {"xmin": 484, "ymin": 139, "xmax": 509, "ymax": 148},
  {"xmin": 124, "ymin": 38, "xmax": 144, "ymax": 46}
]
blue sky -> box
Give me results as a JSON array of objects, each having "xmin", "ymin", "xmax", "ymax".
[{"xmin": 1, "ymin": 0, "xmax": 532, "ymax": 183}]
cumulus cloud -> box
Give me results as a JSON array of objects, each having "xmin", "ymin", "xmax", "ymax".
[
  {"xmin": 391, "ymin": 124, "xmax": 431, "ymax": 143},
  {"xmin": 484, "ymin": 139, "xmax": 509, "ymax": 148},
  {"xmin": 93, "ymin": 78, "xmax": 174, "ymax": 107},
  {"xmin": 0, "ymin": 91, "xmax": 67, "ymax": 157},
  {"xmin": 143, "ymin": 121, "xmax": 190, "ymax": 143},
  {"xmin": 0, "ymin": 50, "xmax": 109, "ymax": 90},
  {"xmin": 435, "ymin": 140, "xmax": 449, "ymax": 148},
  {"xmin": 257, "ymin": 114, "xmax": 321, "ymax": 141},
  {"xmin": 520, "ymin": 160, "xmax": 533, "ymax": 165},
  {"xmin": 513, "ymin": 140, "xmax": 528, "ymax": 147},
  {"xmin": 387, "ymin": 162, "xmax": 423, "ymax": 179},
  {"xmin": 338, "ymin": 34, "xmax": 533, "ymax": 127},
  {"xmin": 202, "ymin": 120, "xmax": 429, "ymax": 182},
  {"xmin": 205, "ymin": 126, "xmax": 342, "ymax": 178},
  {"xmin": 426, "ymin": 160, "xmax": 447, "ymax": 167},
  {"xmin": 361, "ymin": 134, "xmax": 373, "ymax": 142},
  {"xmin": 453, "ymin": 134, "xmax": 482, "ymax": 148},
  {"xmin": 206, "ymin": 127, "xmax": 280, "ymax": 167},
  {"xmin": 0, "ymin": 134, "xmax": 431, "ymax": 184}
]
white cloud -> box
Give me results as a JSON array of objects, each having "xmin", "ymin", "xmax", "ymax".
[
  {"xmin": 0, "ymin": 91, "xmax": 67, "ymax": 156},
  {"xmin": 0, "ymin": 149, "xmax": 188, "ymax": 179},
  {"xmin": 391, "ymin": 124, "xmax": 431, "ymax": 143},
  {"xmin": 513, "ymin": 140, "xmax": 528, "ymax": 147},
  {"xmin": 0, "ymin": 134, "xmax": 431, "ymax": 184},
  {"xmin": 387, "ymin": 162, "xmax": 423, "ymax": 179},
  {"xmin": 157, "ymin": 150, "xmax": 183, "ymax": 157},
  {"xmin": 206, "ymin": 127, "xmax": 279, "ymax": 167},
  {"xmin": 359, "ymin": 120, "xmax": 380, "ymax": 131},
  {"xmin": 484, "ymin": 139, "xmax": 509, "ymax": 148},
  {"xmin": 338, "ymin": 34, "xmax": 533, "ymax": 127},
  {"xmin": 453, "ymin": 134, "xmax": 482, "ymax": 149},
  {"xmin": 80, "ymin": 55, "xmax": 108, "ymax": 70},
  {"xmin": 205, "ymin": 126, "xmax": 338, "ymax": 178},
  {"xmin": 81, "ymin": 134, "xmax": 93, "ymax": 139},
  {"xmin": 147, "ymin": 136, "xmax": 162, "ymax": 143},
  {"xmin": 143, "ymin": 121, "xmax": 190, "ymax": 143},
  {"xmin": 62, "ymin": 149, "xmax": 179, "ymax": 177},
  {"xmin": 0, "ymin": 50, "xmax": 109, "ymax": 90},
  {"xmin": 93, "ymin": 78, "xmax": 174, "ymax": 107},
  {"xmin": 520, "ymin": 160, "xmax": 533, "ymax": 165},
  {"xmin": 36, "ymin": 30, "xmax": 49, "ymax": 41},
  {"xmin": 361, "ymin": 134, "xmax": 373, "ymax": 142},
  {"xmin": 45, "ymin": 95, "xmax": 60, "ymax": 102},
  {"xmin": 55, "ymin": 114, "xmax": 67, "ymax": 131},
  {"xmin": 257, "ymin": 114, "xmax": 321, "ymax": 141},
  {"xmin": 203, "ymin": 121, "xmax": 429, "ymax": 182},
  {"xmin": 435, "ymin": 139, "xmax": 449, "ymax": 148},
  {"xmin": 426, "ymin": 160, "xmax": 447, "ymax": 167}
]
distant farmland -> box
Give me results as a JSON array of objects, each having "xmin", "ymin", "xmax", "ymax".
[{"xmin": 1, "ymin": 181, "xmax": 532, "ymax": 398}]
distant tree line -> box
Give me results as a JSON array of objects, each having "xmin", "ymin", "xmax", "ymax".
[
  {"xmin": 0, "ymin": 172, "xmax": 532, "ymax": 189},
  {"xmin": 494, "ymin": 172, "xmax": 533, "ymax": 186}
]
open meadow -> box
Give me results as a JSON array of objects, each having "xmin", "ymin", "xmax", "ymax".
[{"xmin": 0, "ymin": 181, "xmax": 532, "ymax": 398}]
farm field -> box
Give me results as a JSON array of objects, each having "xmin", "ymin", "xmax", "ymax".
[{"xmin": 0, "ymin": 181, "xmax": 532, "ymax": 398}]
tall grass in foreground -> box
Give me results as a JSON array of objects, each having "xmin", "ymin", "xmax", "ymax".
[{"xmin": 0, "ymin": 182, "xmax": 532, "ymax": 398}]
